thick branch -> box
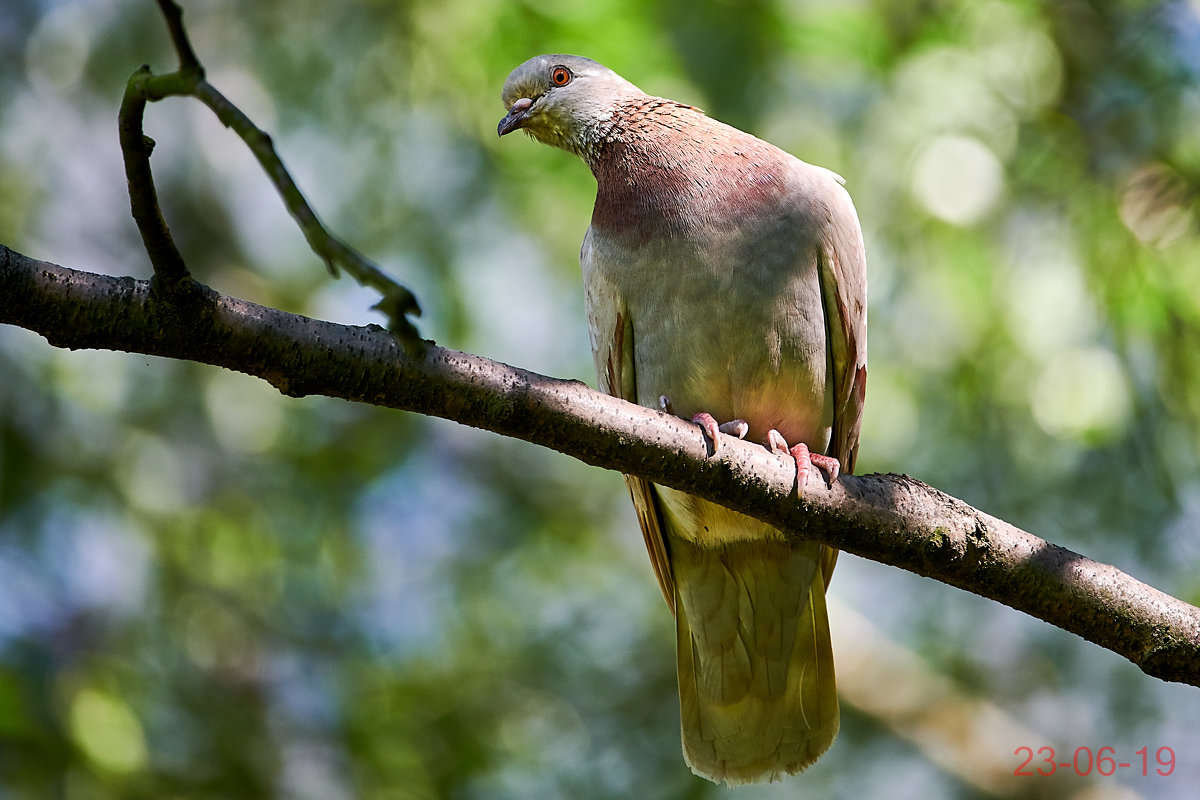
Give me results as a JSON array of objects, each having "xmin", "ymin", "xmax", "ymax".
[{"xmin": 4, "ymin": 243, "xmax": 1199, "ymax": 687}]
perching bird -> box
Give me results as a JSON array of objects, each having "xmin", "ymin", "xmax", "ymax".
[{"xmin": 498, "ymin": 55, "xmax": 866, "ymax": 785}]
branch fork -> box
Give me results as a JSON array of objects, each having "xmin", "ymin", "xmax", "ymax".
[{"xmin": 118, "ymin": 0, "xmax": 422, "ymax": 347}]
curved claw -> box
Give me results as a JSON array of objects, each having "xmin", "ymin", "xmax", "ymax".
[{"xmin": 810, "ymin": 452, "xmax": 841, "ymax": 484}]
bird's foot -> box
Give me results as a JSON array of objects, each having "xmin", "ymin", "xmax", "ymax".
[
  {"xmin": 658, "ymin": 397, "xmax": 749, "ymax": 452},
  {"xmin": 767, "ymin": 429, "xmax": 841, "ymax": 490},
  {"xmin": 689, "ymin": 410, "xmax": 748, "ymax": 454}
]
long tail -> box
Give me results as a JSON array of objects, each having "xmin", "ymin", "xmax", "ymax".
[{"xmin": 672, "ymin": 538, "xmax": 838, "ymax": 785}]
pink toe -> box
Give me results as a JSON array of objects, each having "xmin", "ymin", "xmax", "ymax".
[
  {"xmin": 691, "ymin": 412, "xmax": 722, "ymax": 452},
  {"xmin": 767, "ymin": 431, "xmax": 842, "ymax": 490},
  {"xmin": 719, "ymin": 419, "xmax": 749, "ymax": 439},
  {"xmin": 810, "ymin": 453, "xmax": 842, "ymax": 485},
  {"xmin": 789, "ymin": 442, "xmax": 811, "ymax": 489}
]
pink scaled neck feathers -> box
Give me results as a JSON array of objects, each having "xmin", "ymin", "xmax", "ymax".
[{"xmin": 584, "ymin": 97, "xmax": 790, "ymax": 235}]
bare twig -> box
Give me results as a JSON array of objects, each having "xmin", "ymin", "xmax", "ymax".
[
  {"xmin": 116, "ymin": 0, "xmax": 422, "ymax": 346},
  {"xmin": 4, "ymin": 245, "xmax": 1199, "ymax": 688},
  {"xmin": 118, "ymin": 65, "xmax": 202, "ymax": 300},
  {"xmin": 154, "ymin": 0, "xmax": 200, "ymax": 72}
]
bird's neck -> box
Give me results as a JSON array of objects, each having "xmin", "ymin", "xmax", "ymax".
[{"xmin": 584, "ymin": 97, "xmax": 786, "ymax": 236}]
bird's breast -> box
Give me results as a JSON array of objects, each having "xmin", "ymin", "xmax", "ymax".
[{"xmin": 583, "ymin": 214, "xmax": 832, "ymax": 451}]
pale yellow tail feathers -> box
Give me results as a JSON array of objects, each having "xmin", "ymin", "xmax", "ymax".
[{"xmin": 673, "ymin": 541, "xmax": 838, "ymax": 786}]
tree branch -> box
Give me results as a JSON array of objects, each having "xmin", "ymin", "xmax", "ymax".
[
  {"xmin": 4, "ymin": 243, "xmax": 1199, "ymax": 687},
  {"xmin": 117, "ymin": 0, "xmax": 422, "ymax": 345},
  {"xmin": 7, "ymin": 0, "xmax": 1197, "ymax": 702}
]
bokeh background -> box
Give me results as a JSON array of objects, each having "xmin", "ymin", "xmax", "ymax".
[{"xmin": 3, "ymin": 0, "xmax": 1200, "ymax": 797}]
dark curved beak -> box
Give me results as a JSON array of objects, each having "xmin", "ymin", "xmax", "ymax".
[{"xmin": 497, "ymin": 97, "xmax": 534, "ymax": 137}]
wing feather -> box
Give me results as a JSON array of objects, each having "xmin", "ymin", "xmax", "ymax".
[
  {"xmin": 589, "ymin": 289, "xmax": 676, "ymax": 614},
  {"xmin": 817, "ymin": 189, "xmax": 868, "ymax": 476}
]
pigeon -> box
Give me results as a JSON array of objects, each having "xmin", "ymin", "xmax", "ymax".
[{"xmin": 499, "ymin": 54, "xmax": 867, "ymax": 785}]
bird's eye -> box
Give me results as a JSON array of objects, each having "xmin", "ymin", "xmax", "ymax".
[{"xmin": 550, "ymin": 66, "xmax": 572, "ymax": 87}]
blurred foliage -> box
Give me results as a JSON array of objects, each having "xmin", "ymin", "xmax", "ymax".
[{"xmin": 2, "ymin": 0, "xmax": 1200, "ymax": 798}]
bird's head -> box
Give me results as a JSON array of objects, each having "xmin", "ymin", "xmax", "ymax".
[{"xmin": 497, "ymin": 55, "xmax": 642, "ymax": 157}]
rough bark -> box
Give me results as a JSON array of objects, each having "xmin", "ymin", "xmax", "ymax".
[{"xmin": 4, "ymin": 242, "xmax": 1199, "ymax": 687}]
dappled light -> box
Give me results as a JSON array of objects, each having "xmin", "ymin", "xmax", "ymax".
[{"xmin": 2, "ymin": 0, "xmax": 1200, "ymax": 797}]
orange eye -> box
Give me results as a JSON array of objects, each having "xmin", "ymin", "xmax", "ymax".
[{"xmin": 550, "ymin": 66, "xmax": 572, "ymax": 87}]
